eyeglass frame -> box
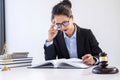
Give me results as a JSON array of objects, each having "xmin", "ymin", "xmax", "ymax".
[{"xmin": 53, "ymin": 18, "xmax": 71, "ymax": 29}]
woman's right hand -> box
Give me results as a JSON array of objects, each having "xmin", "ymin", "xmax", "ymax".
[{"xmin": 47, "ymin": 24, "xmax": 58, "ymax": 42}]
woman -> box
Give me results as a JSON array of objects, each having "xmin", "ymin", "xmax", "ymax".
[{"xmin": 44, "ymin": 0, "xmax": 102, "ymax": 65}]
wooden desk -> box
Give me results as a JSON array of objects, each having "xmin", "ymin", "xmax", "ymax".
[{"xmin": 0, "ymin": 66, "xmax": 119, "ymax": 80}]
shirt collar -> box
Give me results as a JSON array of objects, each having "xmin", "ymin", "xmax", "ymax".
[{"xmin": 63, "ymin": 25, "xmax": 77, "ymax": 39}]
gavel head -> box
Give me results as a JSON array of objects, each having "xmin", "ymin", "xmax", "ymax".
[{"xmin": 99, "ymin": 52, "xmax": 108, "ymax": 68}]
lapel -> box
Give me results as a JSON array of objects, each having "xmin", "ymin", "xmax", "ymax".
[
  {"xmin": 76, "ymin": 25, "xmax": 84, "ymax": 58},
  {"xmin": 57, "ymin": 31, "xmax": 70, "ymax": 58},
  {"xmin": 57, "ymin": 24, "xmax": 85, "ymax": 59}
]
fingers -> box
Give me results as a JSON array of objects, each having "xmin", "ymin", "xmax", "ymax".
[
  {"xmin": 50, "ymin": 24, "xmax": 58, "ymax": 31},
  {"xmin": 50, "ymin": 24, "xmax": 55, "ymax": 30},
  {"xmin": 82, "ymin": 54, "xmax": 91, "ymax": 64},
  {"xmin": 49, "ymin": 24, "xmax": 56, "ymax": 32},
  {"xmin": 47, "ymin": 24, "xmax": 58, "ymax": 42},
  {"xmin": 82, "ymin": 54, "xmax": 95, "ymax": 65},
  {"xmin": 82, "ymin": 54, "xmax": 90, "ymax": 61}
]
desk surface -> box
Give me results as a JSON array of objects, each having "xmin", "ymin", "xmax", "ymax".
[{"xmin": 0, "ymin": 66, "xmax": 119, "ymax": 80}]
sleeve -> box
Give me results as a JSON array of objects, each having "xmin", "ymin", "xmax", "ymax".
[
  {"xmin": 44, "ymin": 40, "xmax": 53, "ymax": 47},
  {"xmin": 44, "ymin": 40, "xmax": 57, "ymax": 60},
  {"xmin": 93, "ymin": 56, "xmax": 99, "ymax": 65},
  {"xmin": 88, "ymin": 30, "xmax": 102, "ymax": 63}
]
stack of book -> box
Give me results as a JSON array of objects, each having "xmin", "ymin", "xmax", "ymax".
[{"xmin": 0, "ymin": 52, "xmax": 33, "ymax": 68}]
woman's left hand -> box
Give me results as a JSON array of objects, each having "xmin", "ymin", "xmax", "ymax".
[{"xmin": 82, "ymin": 54, "xmax": 95, "ymax": 65}]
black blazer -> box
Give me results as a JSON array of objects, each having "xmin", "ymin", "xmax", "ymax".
[{"xmin": 44, "ymin": 23, "xmax": 102, "ymax": 60}]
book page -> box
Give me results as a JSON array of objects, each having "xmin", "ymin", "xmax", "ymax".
[
  {"xmin": 30, "ymin": 60, "xmax": 55, "ymax": 68},
  {"xmin": 56, "ymin": 58, "xmax": 90, "ymax": 69},
  {"xmin": 52, "ymin": 59, "xmax": 66, "ymax": 67}
]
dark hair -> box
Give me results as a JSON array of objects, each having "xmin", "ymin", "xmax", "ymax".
[{"xmin": 51, "ymin": 0, "xmax": 73, "ymax": 21}]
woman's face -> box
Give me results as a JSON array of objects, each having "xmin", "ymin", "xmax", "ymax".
[{"xmin": 53, "ymin": 15, "xmax": 74, "ymax": 36}]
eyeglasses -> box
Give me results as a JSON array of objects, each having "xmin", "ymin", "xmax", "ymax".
[{"xmin": 53, "ymin": 19, "xmax": 70, "ymax": 29}]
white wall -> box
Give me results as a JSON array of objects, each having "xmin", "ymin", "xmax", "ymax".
[{"xmin": 5, "ymin": 0, "xmax": 120, "ymax": 66}]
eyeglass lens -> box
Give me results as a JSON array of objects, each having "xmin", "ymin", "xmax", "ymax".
[{"xmin": 56, "ymin": 21, "xmax": 69, "ymax": 28}]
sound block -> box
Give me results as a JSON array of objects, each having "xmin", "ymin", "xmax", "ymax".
[{"xmin": 92, "ymin": 66, "xmax": 119, "ymax": 74}]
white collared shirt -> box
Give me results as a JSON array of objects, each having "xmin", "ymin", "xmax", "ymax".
[{"xmin": 63, "ymin": 26, "xmax": 78, "ymax": 58}]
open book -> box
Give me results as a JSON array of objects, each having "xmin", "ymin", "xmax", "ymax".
[{"xmin": 30, "ymin": 58, "xmax": 91, "ymax": 69}]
